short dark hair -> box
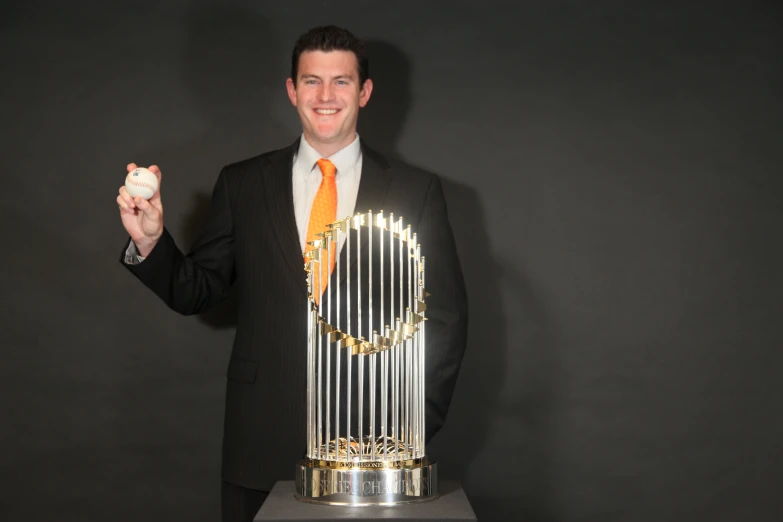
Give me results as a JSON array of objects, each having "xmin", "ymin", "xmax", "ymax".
[{"xmin": 291, "ymin": 25, "xmax": 369, "ymax": 87}]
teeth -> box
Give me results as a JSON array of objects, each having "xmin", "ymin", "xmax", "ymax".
[{"xmin": 315, "ymin": 109, "xmax": 338, "ymax": 114}]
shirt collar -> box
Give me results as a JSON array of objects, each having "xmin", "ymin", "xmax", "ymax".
[{"xmin": 296, "ymin": 133, "xmax": 361, "ymax": 180}]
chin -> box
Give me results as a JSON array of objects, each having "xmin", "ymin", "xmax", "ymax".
[{"xmin": 313, "ymin": 130, "xmax": 340, "ymax": 142}]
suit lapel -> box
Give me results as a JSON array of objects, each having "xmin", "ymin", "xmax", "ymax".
[
  {"xmin": 263, "ymin": 139, "xmax": 309, "ymax": 294},
  {"xmin": 263, "ymin": 139, "xmax": 392, "ymax": 295},
  {"xmin": 333, "ymin": 142, "xmax": 392, "ymax": 288},
  {"xmin": 354, "ymin": 142, "xmax": 392, "ymax": 215}
]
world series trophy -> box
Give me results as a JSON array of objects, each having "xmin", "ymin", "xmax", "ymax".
[{"xmin": 296, "ymin": 210, "xmax": 437, "ymax": 505}]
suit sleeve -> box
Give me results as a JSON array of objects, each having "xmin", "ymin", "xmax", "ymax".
[
  {"xmin": 118, "ymin": 168, "xmax": 236, "ymax": 315},
  {"xmin": 417, "ymin": 174, "xmax": 469, "ymax": 443}
]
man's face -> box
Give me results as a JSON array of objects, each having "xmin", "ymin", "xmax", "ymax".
[{"xmin": 286, "ymin": 50, "xmax": 373, "ymax": 154}]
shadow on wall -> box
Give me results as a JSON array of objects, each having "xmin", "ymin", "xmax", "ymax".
[{"xmin": 358, "ymin": 39, "xmax": 412, "ymax": 159}]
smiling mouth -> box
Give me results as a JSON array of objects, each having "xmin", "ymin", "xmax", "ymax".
[{"xmin": 314, "ymin": 109, "xmax": 339, "ymax": 115}]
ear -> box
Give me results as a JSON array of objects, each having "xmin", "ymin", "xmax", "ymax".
[
  {"xmin": 286, "ymin": 78, "xmax": 297, "ymax": 107},
  {"xmin": 358, "ymin": 78, "xmax": 373, "ymax": 108}
]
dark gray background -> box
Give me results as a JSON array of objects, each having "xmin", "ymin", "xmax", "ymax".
[{"xmin": 2, "ymin": 1, "xmax": 781, "ymax": 521}]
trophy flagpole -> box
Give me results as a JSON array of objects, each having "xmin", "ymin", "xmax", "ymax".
[
  {"xmin": 346, "ymin": 220, "xmax": 352, "ymax": 460},
  {"xmin": 317, "ymin": 245, "xmax": 323, "ymax": 459},
  {"xmin": 357, "ymin": 214, "xmax": 364, "ymax": 457},
  {"xmin": 398, "ymin": 217, "xmax": 404, "ymax": 458},
  {"xmin": 379, "ymin": 211, "xmax": 387, "ymax": 461},
  {"xmin": 392, "ymin": 216, "xmax": 399, "ymax": 458},
  {"xmin": 335, "ymin": 224, "xmax": 341, "ymax": 459},
  {"xmin": 306, "ymin": 256, "xmax": 314, "ymax": 457},
  {"xmin": 368, "ymin": 211, "xmax": 376, "ymax": 461},
  {"xmin": 325, "ymin": 234, "xmax": 332, "ymax": 456}
]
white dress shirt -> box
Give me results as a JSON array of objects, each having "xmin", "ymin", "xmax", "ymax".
[
  {"xmin": 292, "ymin": 133, "xmax": 362, "ymax": 253},
  {"xmin": 125, "ymin": 134, "xmax": 363, "ymax": 263}
]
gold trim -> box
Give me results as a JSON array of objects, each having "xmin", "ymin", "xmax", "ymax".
[
  {"xmin": 302, "ymin": 456, "xmax": 431, "ymax": 471},
  {"xmin": 304, "ymin": 210, "xmax": 427, "ymax": 357}
]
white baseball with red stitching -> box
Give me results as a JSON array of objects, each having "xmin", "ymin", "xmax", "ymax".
[{"xmin": 125, "ymin": 167, "xmax": 158, "ymax": 200}]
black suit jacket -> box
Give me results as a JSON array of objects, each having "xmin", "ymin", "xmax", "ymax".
[{"xmin": 121, "ymin": 140, "xmax": 468, "ymax": 491}]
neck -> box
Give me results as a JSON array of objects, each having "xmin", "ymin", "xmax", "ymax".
[{"xmin": 304, "ymin": 133, "xmax": 357, "ymax": 158}]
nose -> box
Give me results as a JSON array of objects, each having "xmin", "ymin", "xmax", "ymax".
[{"xmin": 318, "ymin": 82, "xmax": 334, "ymax": 102}]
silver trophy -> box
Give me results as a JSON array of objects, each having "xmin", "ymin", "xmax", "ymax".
[{"xmin": 296, "ymin": 210, "xmax": 437, "ymax": 505}]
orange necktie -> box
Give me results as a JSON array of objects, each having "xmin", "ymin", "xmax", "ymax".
[{"xmin": 305, "ymin": 158, "xmax": 337, "ymax": 303}]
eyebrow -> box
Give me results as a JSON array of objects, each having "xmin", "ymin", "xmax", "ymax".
[{"xmin": 299, "ymin": 74, "xmax": 354, "ymax": 81}]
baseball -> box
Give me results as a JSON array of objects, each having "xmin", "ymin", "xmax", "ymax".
[{"xmin": 125, "ymin": 167, "xmax": 159, "ymax": 200}]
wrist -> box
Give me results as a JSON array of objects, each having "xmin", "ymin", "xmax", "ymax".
[{"xmin": 134, "ymin": 236, "xmax": 160, "ymax": 257}]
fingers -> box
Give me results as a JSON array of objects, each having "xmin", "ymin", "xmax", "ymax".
[
  {"xmin": 135, "ymin": 195, "xmax": 162, "ymax": 220},
  {"xmin": 135, "ymin": 196, "xmax": 149, "ymax": 211},
  {"xmin": 127, "ymin": 163, "xmax": 137, "ymax": 173},
  {"xmin": 116, "ymin": 194, "xmax": 135, "ymax": 215},
  {"xmin": 118, "ymin": 185, "xmax": 137, "ymax": 208},
  {"xmin": 117, "ymin": 190, "xmax": 161, "ymax": 220}
]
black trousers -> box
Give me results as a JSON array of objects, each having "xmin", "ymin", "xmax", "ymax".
[{"xmin": 221, "ymin": 481, "xmax": 269, "ymax": 522}]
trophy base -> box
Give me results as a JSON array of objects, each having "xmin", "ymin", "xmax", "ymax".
[{"xmin": 295, "ymin": 458, "xmax": 437, "ymax": 506}]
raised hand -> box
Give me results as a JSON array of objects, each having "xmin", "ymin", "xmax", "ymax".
[{"xmin": 117, "ymin": 163, "xmax": 163, "ymax": 257}]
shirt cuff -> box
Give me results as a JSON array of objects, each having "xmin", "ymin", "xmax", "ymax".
[{"xmin": 124, "ymin": 240, "xmax": 146, "ymax": 265}]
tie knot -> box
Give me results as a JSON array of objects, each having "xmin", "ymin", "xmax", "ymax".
[{"xmin": 316, "ymin": 158, "xmax": 336, "ymax": 178}]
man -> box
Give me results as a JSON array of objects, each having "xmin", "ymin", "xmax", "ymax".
[{"xmin": 117, "ymin": 26, "xmax": 468, "ymax": 522}]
